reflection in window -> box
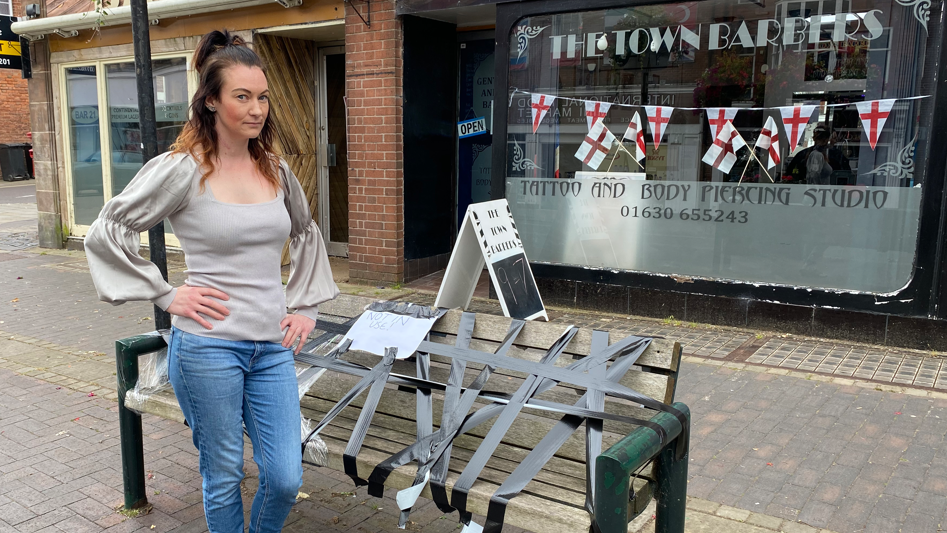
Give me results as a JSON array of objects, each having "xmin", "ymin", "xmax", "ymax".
[
  {"xmin": 66, "ymin": 66, "xmax": 102, "ymax": 226},
  {"xmin": 504, "ymin": 1, "xmax": 940, "ymax": 293},
  {"xmin": 106, "ymin": 58, "xmax": 188, "ymax": 197}
]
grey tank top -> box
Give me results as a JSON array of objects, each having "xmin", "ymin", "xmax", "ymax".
[{"xmin": 168, "ymin": 177, "xmax": 292, "ymax": 343}]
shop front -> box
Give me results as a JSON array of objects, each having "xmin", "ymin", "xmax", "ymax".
[{"xmin": 471, "ymin": 0, "xmax": 947, "ymax": 343}]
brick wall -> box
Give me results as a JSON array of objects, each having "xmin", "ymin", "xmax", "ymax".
[
  {"xmin": 0, "ymin": 0, "xmax": 29, "ymax": 144},
  {"xmin": 345, "ymin": 0, "xmax": 405, "ymax": 284}
]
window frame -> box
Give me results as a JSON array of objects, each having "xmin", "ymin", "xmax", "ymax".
[
  {"xmin": 491, "ymin": 0, "xmax": 947, "ymax": 318},
  {"xmin": 59, "ymin": 51, "xmax": 197, "ymax": 245},
  {"xmin": 0, "ymin": 0, "xmax": 12, "ymax": 17}
]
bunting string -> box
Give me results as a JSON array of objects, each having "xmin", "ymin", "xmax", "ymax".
[{"xmin": 510, "ymin": 88, "xmax": 931, "ymax": 112}]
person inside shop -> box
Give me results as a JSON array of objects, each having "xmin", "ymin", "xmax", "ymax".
[
  {"xmin": 784, "ymin": 122, "xmax": 852, "ymax": 185},
  {"xmin": 84, "ymin": 30, "xmax": 339, "ymax": 533}
]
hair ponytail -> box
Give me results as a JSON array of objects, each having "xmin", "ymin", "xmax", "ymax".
[{"xmin": 171, "ymin": 29, "xmax": 280, "ymax": 192}]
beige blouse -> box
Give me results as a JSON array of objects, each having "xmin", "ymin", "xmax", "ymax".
[{"xmin": 84, "ymin": 152, "xmax": 340, "ymax": 342}]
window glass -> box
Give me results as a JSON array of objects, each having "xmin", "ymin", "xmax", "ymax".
[
  {"xmin": 505, "ymin": 1, "xmax": 939, "ymax": 293},
  {"xmin": 106, "ymin": 57, "xmax": 188, "ymax": 196},
  {"xmin": 66, "ymin": 66, "xmax": 102, "ymax": 226},
  {"xmin": 0, "ymin": 1, "xmax": 11, "ymax": 16}
]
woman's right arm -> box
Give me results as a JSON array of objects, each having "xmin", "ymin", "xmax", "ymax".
[{"xmin": 85, "ymin": 152, "xmax": 196, "ymax": 311}]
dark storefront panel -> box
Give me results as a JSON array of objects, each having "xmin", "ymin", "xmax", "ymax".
[
  {"xmin": 492, "ymin": 0, "xmax": 947, "ymax": 321},
  {"xmin": 404, "ymin": 15, "xmax": 458, "ymax": 262}
]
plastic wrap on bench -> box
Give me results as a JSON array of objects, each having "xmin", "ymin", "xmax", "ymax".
[{"xmin": 123, "ymin": 346, "xmax": 171, "ymax": 416}]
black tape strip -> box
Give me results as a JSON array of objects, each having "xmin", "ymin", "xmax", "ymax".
[
  {"xmin": 343, "ymin": 347, "xmax": 398, "ymax": 485},
  {"xmin": 450, "ymin": 326, "xmax": 579, "ymax": 517}
]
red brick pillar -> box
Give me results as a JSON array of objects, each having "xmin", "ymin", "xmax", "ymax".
[{"xmin": 345, "ymin": 0, "xmax": 405, "ymax": 285}]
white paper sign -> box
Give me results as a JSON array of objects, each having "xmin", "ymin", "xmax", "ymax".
[{"xmin": 341, "ymin": 311, "xmax": 438, "ymax": 359}]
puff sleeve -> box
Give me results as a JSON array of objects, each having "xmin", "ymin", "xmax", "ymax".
[
  {"xmin": 85, "ymin": 152, "xmax": 196, "ymax": 310},
  {"xmin": 281, "ymin": 160, "xmax": 340, "ymax": 322}
]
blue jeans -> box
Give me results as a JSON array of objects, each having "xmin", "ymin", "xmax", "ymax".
[{"xmin": 168, "ymin": 327, "xmax": 302, "ymax": 533}]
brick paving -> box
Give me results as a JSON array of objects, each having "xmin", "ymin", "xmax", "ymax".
[{"xmin": 2, "ymin": 200, "xmax": 947, "ymax": 531}]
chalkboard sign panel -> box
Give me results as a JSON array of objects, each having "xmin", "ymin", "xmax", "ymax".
[{"xmin": 491, "ymin": 251, "xmax": 544, "ymax": 319}]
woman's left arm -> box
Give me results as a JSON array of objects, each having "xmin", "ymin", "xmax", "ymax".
[{"xmin": 280, "ymin": 160, "xmax": 341, "ymax": 353}]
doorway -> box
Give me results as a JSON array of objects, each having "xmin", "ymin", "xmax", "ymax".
[{"xmin": 318, "ymin": 46, "xmax": 349, "ymax": 257}]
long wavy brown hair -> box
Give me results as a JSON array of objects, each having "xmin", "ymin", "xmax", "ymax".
[{"xmin": 171, "ymin": 30, "xmax": 281, "ymax": 192}]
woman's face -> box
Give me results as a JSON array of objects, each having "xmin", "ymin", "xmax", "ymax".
[{"xmin": 208, "ymin": 64, "xmax": 269, "ymax": 140}]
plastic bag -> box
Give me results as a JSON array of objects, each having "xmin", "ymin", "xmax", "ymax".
[
  {"xmin": 301, "ymin": 416, "xmax": 329, "ymax": 466},
  {"xmin": 296, "ymin": 361, "xmax": 330, "ymax": 466},
  {"xmin": 124, "ymin": 347, "xmax": 171, "ymax": 415}
]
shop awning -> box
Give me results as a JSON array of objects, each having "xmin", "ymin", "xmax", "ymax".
[{"xmin": 11, "ymin": 0, "xmax": 302, "ymax": 40}]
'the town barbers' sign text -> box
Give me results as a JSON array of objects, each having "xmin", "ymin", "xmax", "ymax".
[{"xmin": 549, "ymin": 10, "xmax": 885, "ymax": 60}]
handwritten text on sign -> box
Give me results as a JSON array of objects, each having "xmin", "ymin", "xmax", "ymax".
[{"xmin": 341, "ymin": 311, "xmax": 439, "ymax": 359}]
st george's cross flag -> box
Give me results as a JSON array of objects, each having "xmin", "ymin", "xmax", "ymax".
[
  {"xmin": 756, "ymin": 116, "xmax": 781, "ymax": 169},
  {"xmin": 855, "ymin": 99, "xmax": 896, "ymax": 150},
  {"xmin": 702, "ymin": 121, "xmax": 746, "ymax": 173},
  {"xmin": 778, "ymin": 105, "xmax": 817, "ymax": 153},
  {"xmin": 706, "ymin": 107, "xmax": 740, "ymax": 138},
  {"xmin": 623, "ymin": 111, "xmax": 647, "ymax": 164},
  {"xmin": 644, "ymin": 106, "xmax": 675, "ymax": 149},
  {"xmin": 530, "ymin": 94, "xmax": 556, "ymax": 134},
  {"xmin": 585, "ymin": 101, "xmax": 612, "ymax": 130},
  {"xmin": 575, "ymin": 119, "xmax": 616, "ymax": 170}
]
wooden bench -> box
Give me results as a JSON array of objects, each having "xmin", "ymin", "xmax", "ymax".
[{"xmin": 116, "ymin": 294, "xmax": 689, "ymax": 533}]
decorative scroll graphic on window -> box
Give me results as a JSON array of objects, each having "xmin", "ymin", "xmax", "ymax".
[
  {"xmin": 514, "ymin": 24, "xmax": 548, "ymax": 59},
  {"xmin": 511, "ymin": 141, "xmax": 541, "ymax": 171},
  {"xmin": 296, "ymin": 312, "xmax": 688, "ymax": 533},
  {"xmin": 896, "ymin": 0, "xmax": 932, "ymax": 31},
  {"xmin": 865, "ymin": 132, "xmax": 918, "ymax": 182}
]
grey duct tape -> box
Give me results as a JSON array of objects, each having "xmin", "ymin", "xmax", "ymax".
[
  {"xmin": 295, "ymin": 312, "xmax": 686, "ymax": 532},
  {"xmin": 365, "ymin": 300, "xmax": 448, "ymax": 320},
  {"xmin": 481, "ymin": 331, "xmax": 649, "ymax": 533},
  {"xmin": 367, "ymin": 317, "xmax": 521, "ymax": 504},
  {"xmin": 449, "ymin": 326, "xmax": 579, "ymax": 518},
  {"xmin": 343, "ymin": 347, "xmax": 398, "ymax": 485}
]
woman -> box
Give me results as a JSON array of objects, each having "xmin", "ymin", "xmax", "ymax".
[{"xmin": 85, "ymin": 30, "xmax": 339, "ymax": 533}]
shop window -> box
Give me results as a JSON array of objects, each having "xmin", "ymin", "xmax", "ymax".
[
  {"xmin": 105, "ymin": 58, "xmax": 188, "ymax": 197},
  {"xmin": 63, "ymin": 56, "xmax": 189, "ymax": 232},
  {"xmin": 504, "ymin": 0, "xmax": 939, "ymax": 293},
  {"xmin": 66, "ymin": 65, "xmax": 102, "ymax": 226}
]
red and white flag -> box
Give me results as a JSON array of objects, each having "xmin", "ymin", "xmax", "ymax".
[
  {"xmin": 530, "ymin": 94, "xmax": 556, "ymax": 134},
  {"xmin": 756, "ymin": 116, "xmax": 781, "ymax": 169},
  {"xmin": 585, "ymin": 101, "xmax": 612, "ymax": 129},
  {"xmin": 644, "ymin": 106, "xmax": 675, "ymax": 149},
  {"xmin": 623, "ymin": 112, "xmax": 647, "ymax": 163},
  {"xmin": 778, "ymin": 105, "xmax": 817, "ymax": 153},
  {"xmin": 701, "ymin": 121, "xmax": 746, "ymax": 173},
  {"xmin": 575, "ymin": 119, "xmax": 616, "ymax": 170},
  {"xmin": 706, "ymin": 108, "xmax": 740, "ymax": 138},
  {"xmin": 856, "ymin": 99, "xmax": 896, "ymax": 150}
]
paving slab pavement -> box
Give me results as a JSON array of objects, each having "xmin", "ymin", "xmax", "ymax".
[{"xmin": 2, "ymin": 199, "xmax": 946, "ymax": 532}]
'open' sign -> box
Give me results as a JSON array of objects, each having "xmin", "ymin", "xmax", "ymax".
[{"xmin": 458, "ymin": 117, "xmax": 487, "ymax": 139}]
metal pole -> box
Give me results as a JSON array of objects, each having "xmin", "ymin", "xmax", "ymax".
[{"xmin": 130, "ymin": 0, "xmax": 170, "ymax": 330}]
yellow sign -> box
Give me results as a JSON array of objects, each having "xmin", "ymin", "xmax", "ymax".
[{"xmin": 0, "ymin": 40, "xmax": 20, "ymax": 57}]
